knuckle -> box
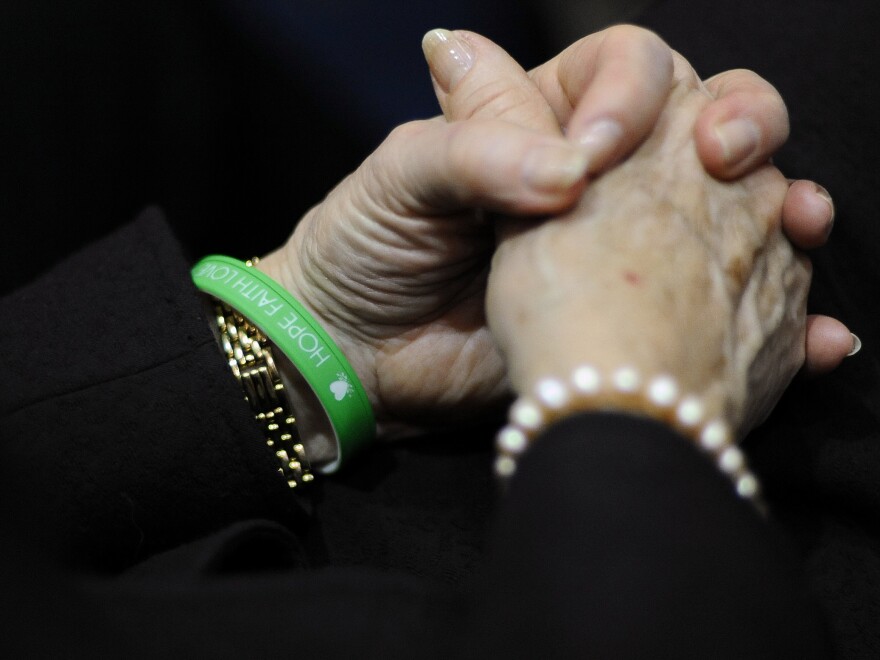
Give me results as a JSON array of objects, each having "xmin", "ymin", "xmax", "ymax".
[
  {"xmin": 458, "ymin": 78, "xmax": 534, "ymax": 120},
  {"xmin": 710, "ymin": 68, "xmax": 781, "ymax": 98},
  {"xmin": 605, "ymin": 25, "xmax": 672, "ymax": 66},
  {"xmin": 741, "ymin": 89, "xmax": 789, "ymax": 139},
  {"xmin": 444, "ymin": 121, "xmax": 478, "ymax": 175},
  {"xmin": 386, "ymin": 119, "xmax": 432, "ymax": 144},
  {"xmin": 445, "ymin": 120, "xmax": 525, "ymax": 188},
  {"xmin": 377, "ymin": 120, "xmax": 434, "ymax": 166},
  {"xmin": 370, "ymin": 120, "xmax": 435, "ymax": 178},
  {"xmin": 670, "ymin": 49, "xmax": 700, "ymax": 85},
  {"xmin": 728, "ymin": 68, "xmax": 775, "ymax": 90},
  {"xmin": 603, "ymin": 24, "xmax": 663, "ymax": 47}
]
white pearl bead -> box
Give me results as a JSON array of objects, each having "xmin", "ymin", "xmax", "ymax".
[
  {"xmin": 572, "ymin": 365, "xmax": 601, "ymax": 395},
  {"xmin": 497, "ymin": 426, "xmax": 528, "ymax": 454},
  {"xmin": 700, "ymin": 421, "xmax": 730, "ymax": 452},
  {"xmin": 718, "ymin": 446, "xmax": 745, "ymax": 474},
  {"xmin": 612, "ymin": 367, "xmax": 640, "ymax": 393},
  {"xmin": 498, "ymin": 367, "xmax": 763, "ymax": 509},
  {"xmin": 510, "ymin": 398, "xmax": 543, "ymax": 430},
  {"xmin": 535, "ymin": 378, "xmax": 570, "ymax": 409},
  {"xmin": 648, "ymin": 375, "xmax": 678, "ymax": 407},
  {"xmin": 677, "ymin": 396, "xmax": 704, "ymax": 427},
  {"xmin": 494, "ymin": 455, "xmax": 517, "ymax": 478},
  {"xmin": 736, "ymin": 474, "xmax": 760, "ymax": 499}
]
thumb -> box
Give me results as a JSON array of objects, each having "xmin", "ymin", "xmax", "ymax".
[
  {"xmin": 358, "ymin": 118, "xmax": 587, "ymax": 216},
  {"xmin": 421, "ymin": 29, "xmax": 561, "ymax": 135}
]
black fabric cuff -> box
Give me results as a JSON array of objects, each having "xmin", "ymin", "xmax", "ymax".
[
  {"xmin": 474, "ymin": 413, "xmax": 831, "ymax": 659},
  {"xmin": 0, "ymin": 209, "xmax": 306, "ymax": 571}
]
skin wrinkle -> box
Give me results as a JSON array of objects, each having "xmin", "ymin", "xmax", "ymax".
[
  {"xmin": 457, "ymin": 78, "xmax": 547, "ymax": 126},
  {"xmin": 292, "ymin": 191, "xmax": 501, "ymax": 422},
  {"xmin": 370, "ymin": 301, "xmax": 503, "ymax": 427},
  {"xmin": 298, "ymin": 210, "xmax": 490, "ymax": 342},
  {"xmin": 314, "ymin": 223, "xmax": 488, "ymax": 318},
  {"xmin": 364, "ymin": 215, "xmax": 489, "ymax": 276},
  {"xmin": 357, "ymin": 154, "xmax": 493, "ymax": 268},
  {"xmin": 529, "ymin": 71, "xmax": 576, "ymax": 130},
  {"xmin": 442, "ymin": 31, "xmax": 559, "ymax": 133},
  {"xmin": 374, "ymin": 302, "xmax": 506, "ymax": 421},
  {"xmin": 539, "ymin": 34, "xmax": 602, "ymax": 118},
  {"xmin": 378, "ymin": 330, "xmax": 491, "ymax": 404},
  {"xmin": 295, "ymin": 159, "xmax": 493, "ymax": 338},
  {"xmin": 374, "ymin": 122, "xmax": 462, "ymax": 216}
]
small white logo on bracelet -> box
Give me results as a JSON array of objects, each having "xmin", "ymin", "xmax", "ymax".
[{"xmin": 330, "ymin": 373, "xmax": 353, "ymax": 401}]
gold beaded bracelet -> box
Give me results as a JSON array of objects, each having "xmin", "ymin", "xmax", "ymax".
[
  {"xmin": 212, "ymin": 298, "xmax": 314, "ymax": 488},
  {"xmin": 495, "ymin": 365, "xmax": 765, "ymax": 514}
]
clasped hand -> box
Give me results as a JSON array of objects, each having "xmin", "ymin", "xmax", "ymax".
[{"xmin": 257, "ymin": 26, "xmax": 852, "ymax": 438}]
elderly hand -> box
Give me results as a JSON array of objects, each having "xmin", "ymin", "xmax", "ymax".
[
  {"xmin": 257, "ymin": 119, "xmax": 577, "ymax": 435},
  {"xmin": 483, "ymin": 53, "xmax": 809, "ymax": 434},
  {"xmin": 424, "ymin": 25, "xmax": 853, "ymax": 377},
  {"xmin": 258, "ymin": 26, "xmax": 847, "ymax": 438}
]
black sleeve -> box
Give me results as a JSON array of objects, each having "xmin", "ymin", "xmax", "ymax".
[
  {"xmin": 0, "ymin": 213, "xmax": 830, "ymax": 658},
  {"xmin": 473, "ymin": 414, "xmax": 833, "ymax": 658},
  {"xmin": 0, "ymin": 208, "xmax": 307, "ymax": 571}
]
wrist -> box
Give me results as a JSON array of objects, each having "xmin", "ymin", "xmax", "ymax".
[
  {"xmin": 495, "ymin": 362, "xmax": 765, "ymax": 513},
  {"xmin": 193, "ymin": 255, "xmax": 376, "ymax": 471},
  {"xmin": 495, "ymin": 302, "xmax": 729, "ymax": 424},
  {"xmin": 255, "ymin": 246, "xmax": 384, "ymax": 424}
]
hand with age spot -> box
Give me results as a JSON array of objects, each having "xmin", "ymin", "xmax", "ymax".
[
  {"xmin": 257, "ymin": 26, "xmax": 852, "ymax": 438},
  {"xmin": 424, "ymin": 26, "xmax": 853, "ymax": 379},
  {"xmin": 486, "ymin": 54, "xmax": 810, "ymax": 434}
]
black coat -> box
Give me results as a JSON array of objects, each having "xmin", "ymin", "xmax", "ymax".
[
  {"xmin": 0, "ymin": 211, "xmax": 827, "ymax": 657},
  {"xmin": 2, "ymin": 0, "xmax": 877, "ymax": 656}
]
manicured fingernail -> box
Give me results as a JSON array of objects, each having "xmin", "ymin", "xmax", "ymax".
[
  {"xmin": 421, "ymin": 29, "xmax": 474, "ymax": 93},
  {"xmin": 523, "ymin": 144, "xmax": 590, "ymax": 192},
  {"xmin": 848, "ymin": 333, "xmax": 862, "ymax": 357},
  {"xmin": 714, "ymin": 118, "xmax": 760, "ymax": 165},
  {"xmin": 572, "ymin": 119, "xmax": 623, "ymax": 169}
]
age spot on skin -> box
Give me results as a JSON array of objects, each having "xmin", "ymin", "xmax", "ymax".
[{"xmin": 623, "ymin": 270, "xmax": 642, "ymax": 286}]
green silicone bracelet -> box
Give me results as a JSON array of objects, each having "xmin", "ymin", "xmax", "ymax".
[{"xmin": 192, "ymin": 255, "xmax": 375, "ymax": 471}]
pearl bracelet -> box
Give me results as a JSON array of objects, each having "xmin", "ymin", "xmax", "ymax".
[{"xmin": 495, "ymin": 366, "xmax": 765, "ymax": 512}]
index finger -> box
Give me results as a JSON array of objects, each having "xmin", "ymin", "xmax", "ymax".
[
  {"xmin": 529, "ymin": 25, "xmax": 674, "ymax": 171},
  {"xmin": 696, "ymin": 69, "xmax": 790, "ymax": 179}
]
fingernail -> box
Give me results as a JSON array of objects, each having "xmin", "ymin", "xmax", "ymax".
[
  {"xmin": 421, "ymin": 29, "xmax": 474, "ymax": 93},
  {"xmin": 848, "ymin": 333, "xmax": 862, "ymax": 357},
  {"xmin": 571, "ymin": 119, "xmax": 623, "ymax": 169},
  {"xmin": 814, "ymin": 183, "xmax": 835, "ymax": 226},
  {"xmin": 522, "ymin": 144, "xmax": 590, "ymax": 192},
  {"xmin": 714, "ymin": 118, "xmax": 760, "ymax": 165}
]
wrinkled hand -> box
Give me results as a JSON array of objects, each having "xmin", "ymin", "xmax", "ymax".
[
  {"xmin": 425, "ymin": 26, "xmax": 852, "ymax": 376},
  {"xmin": 258, "ymin": 26, "xmax": 848, "ymax": 437},
  {"xmin": 487, "ymin": 57, "xmax": 809, "ymax": 434},
  {"xmin": 258, "ymin": 118, "xmax": 579, "ymax": 433}
]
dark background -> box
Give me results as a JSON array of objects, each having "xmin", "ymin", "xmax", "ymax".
[
  {"xmin": 2, "ymin": 1, "xmax": 880, "ymax": 655},
  {"xmin": 0, "ymin": 0, "xmax": 546, "ymax": 293}
]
